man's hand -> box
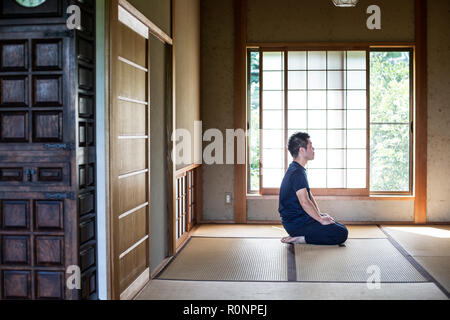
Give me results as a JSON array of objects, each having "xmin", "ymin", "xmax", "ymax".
[
  {"xmin": 320, "ymin": 213, "xmax": 335, "ymax": 222},
  {"xmin": 319, "ymin": 216, "xmax": 335, "ymax": 225}
]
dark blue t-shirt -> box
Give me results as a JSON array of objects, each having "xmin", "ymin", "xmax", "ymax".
[{"xmin": 278, "ymin": 161, "xmax": 311, "ymax": 222}]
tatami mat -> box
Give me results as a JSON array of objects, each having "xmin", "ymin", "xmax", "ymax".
[
  {"xmin": 295, "ymin": 239, "xmax": 427, "ymax": 282},
  {"xmin": 136, "ymin": 280, "xmax": 447, "ymax": 300},
  {"xmin": 347, "ymin": 225, "xmax": 387, "ymax": 239},
  {"xmin": 191, "ymin": 224, "xmax": 289, "ymax": 238},
  {"xmin": 158, "ymin": 237, "xmax": 288, "ymax": 281},
  {"xmin": 414, "ymin": 256, "xmax": 450, "ymax": 293},
  {"xmin": 192, "ymin": 224, "xmax": 386, "ymax": 239},
  {"xmin": 381, "ymin": 225, "xmax": 450, "ymax": 257}
]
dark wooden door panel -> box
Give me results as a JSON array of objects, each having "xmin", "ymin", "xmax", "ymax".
[
  {"xmin": 0, "ymin": 0, "xmax": 98, "ymax": 300},
  {"xmin": 0, "ymin": 191, "xmax": 77, "ymax": 300},
  {"xmin": 0, "ymin": 1, "xmax": 77, "ymax": 300}
]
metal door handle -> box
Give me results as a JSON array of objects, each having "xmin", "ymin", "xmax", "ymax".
[{"xmin": 24, "ymin": 169, "xmax": 36, "ymax": 182}]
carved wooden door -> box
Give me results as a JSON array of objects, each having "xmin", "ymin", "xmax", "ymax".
[{"xmin": 0, "ymin": 0, "xmax": 98, "ymax": 300}]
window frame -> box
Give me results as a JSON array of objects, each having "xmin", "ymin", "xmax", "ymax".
[
  {"xmin": 247, "ymin": 45, "xmax": 414, "ymax": 197},
  {"xmin": 369, "ymin": 47, "xmax": 414, "ymax": 196}
]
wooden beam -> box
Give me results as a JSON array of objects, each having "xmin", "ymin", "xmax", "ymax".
[
  {"xmin": 246, "ymin": 41, "xmax": 416, "ymax": 49},
  {"xmin": 118, "ymin": 0, "xmax": 173, "ymax": 45},
  {"xmin": 166, "ymin": 0, "xmax": 176, "ymax": 256},
  {"xmin": 414, "ymin": 0, "xmax": 427, "ymax": 224},
  {"xmin": 234, "ymin": 0, "xmax": 247, "ymax": 223}
]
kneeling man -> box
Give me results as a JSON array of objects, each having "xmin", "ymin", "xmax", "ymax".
[{"xmin": 279, "ymin": 132, "xmax": 348, "ymax": 245}]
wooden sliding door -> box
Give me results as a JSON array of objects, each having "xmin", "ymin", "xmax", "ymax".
[{"xmin": 109, "ymin": 0, "xmax": 151, "ymax": 300}]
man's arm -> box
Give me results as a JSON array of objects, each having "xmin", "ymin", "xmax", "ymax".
[
  {"xmin": 309, "ymin": 192, "xmax": 321, "ymax": 214},
  {"xmin": 296, "ymin": 189, "xmax": 334, "ymax": 225},
  {"xmin": 310, "ymin": 192, "xmax": 335, "ymax": 221}
]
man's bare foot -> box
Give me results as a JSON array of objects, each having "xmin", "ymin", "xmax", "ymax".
[{"xmin": 281, "ymin": 236, "xmax": 306, "ymax": 244}]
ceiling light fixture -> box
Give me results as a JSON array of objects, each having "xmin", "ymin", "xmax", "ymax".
[{"xmin": 332, "ymin": 0, "xmax": 359, "ymax": 7}]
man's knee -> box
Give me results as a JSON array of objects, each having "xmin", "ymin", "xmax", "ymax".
[{"xmin": 337, "ymin": 225, "xmax": 348, "ymax": 244}]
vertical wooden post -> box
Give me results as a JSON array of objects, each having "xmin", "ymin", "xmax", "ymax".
[
  {"xmin": 414, "ymin": 0, "xmax": 427, "ymax": 224},
  {"xmin": 166, "ymin": 0, "xmax": 176, "ymax": 255},
  {"xmin": 234, "ymin": 0, "xmax": 247, "ymax": 223}
]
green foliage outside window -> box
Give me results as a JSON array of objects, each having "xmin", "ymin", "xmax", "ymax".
[
  {"xmin": 249, "ymin": 52, "xmax": 260, "ymax": 191},
  {"xmin": 370, "ymin": 51, "xmax": 411, "ymax": 192}
]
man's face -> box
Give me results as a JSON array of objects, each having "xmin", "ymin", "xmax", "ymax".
[{"xmin": 300, "ymin": 139, "xmax": 315, "ymax": 160}]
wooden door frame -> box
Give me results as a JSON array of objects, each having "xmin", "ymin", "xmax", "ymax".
[{"xmin": 105, "ymin": 0, "xmax": 174, "ymax": 300}]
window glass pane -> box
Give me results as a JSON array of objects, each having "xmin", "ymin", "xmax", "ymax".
[
  {"xmin": 249, "ymin": 51, "xmax": 260, "ymax": 192},
  {"xmin": 308, "ymin": 110, "xmax": 327, "ymax": 129},
  {"xmin": 262, "ymin": 168, "xmax": 283, "ymax": 188},
  {"xmin": 347, "ymin": 90, "xmax": 366, "ymax": 109},
  {"xmin": 288, "ymin": 91, "xmax": 307, "ymax": 109},
  {"xmin": 327, "ymin": 51, "xmax": 346, "ymax": 70},
  {"xmin": 347, "ymin": 110, "xmax": 366, "ymax": 129},
  {"xmin": 288, "ymin": 51, "xmax": 307, "ymax": 70},
  {"xmin": 263, "ymin": 91, "xmax": 283, "ymax": 109},
  {"xmin": 263, "ymin": 110, "xmax": 283, "ymax": 129},
  {"xmin": 262, "ymin": 149, "xmax": 284, "ymax": 168},
  {"xmin": 263, "ymin": 52, "xmax": 284, "ymax": 71},
  {"xmin": 308, "ymin": 91, "xmax": 326, "ymax": 109},
  {"xmin": 308, "ymin": 130, "xmax": 327, "ymax": 148},
  {"xmin": 263, "ymin": 129, "xmax": 284, "ymax": 149},
  {"xmin": 347, "ymin": 51, "xmax": 366, "ymax": 70},
  {"xmin": 288, "ymin": 71, "xmax": 307, "ymax": 90},
  {"xmin": 307, "ymin": 169, "xmax": 326, "ymax": 188},
  {"xmin": 328, "ymin": 91, "xmax": 345, "ymax": 109},
  {"xmin": 347, "ymin": 130, "xmax": 366, "ymax": 148},
  {"xmin": 347, "ymin": 71, "xmax": 366, "ymax": 89},
  {"xmin": 370, "ymin": 124, "xmax": 410, "ymax": 191},
  {"xmin": 328, "ymin": 110, "xmax": 346, "ymax": 129},
  {"xmin": 253, "ymin": 49, "xmax": 375, "ymax": 193},
  {"xmin": 328, "ymin": 169, "xmax": 346, "ymax": 188},
  {"xmin": 327, "ymin": 149, "xmax": 346, "ymax": 169},
  {"xmin": 328, "ymin": 130, "xmax": 346, "ymax": 148},
  {"xmin": 308, "ymin": 149, "xmax": 326, "ymax": 169},
  {"xmin": 308, "ymin": 71, "xmax": 326, "ymax": 89},
  {"xmin": 370, "ymin": 51, "xmax": 410, "ymax": 123},
  {"xmin": 328, "ymin": 71, "xmax": 346, "ymax": 90},
  {"xmin": 288, "ymin": 110, "xmax": 307, "ymax": 129},
  {"xmin": 263, "ymin": 71, "xmax": 284, "ymax": 90},
  {"xmin": 347, "ymin": 169, "xmax": 366, "ymax": 188},
  {"xmin": 347, "ymin": 149, "xmax": 366, "ymax": 169},
  {"xmin": 308, "ymin": 51, "xmax": 326, "ymax": 69}
]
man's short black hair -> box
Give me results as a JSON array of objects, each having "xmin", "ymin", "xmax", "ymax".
[{"xmin": 288, "ymin": 132, "xmax": 310, "ymax": 158}]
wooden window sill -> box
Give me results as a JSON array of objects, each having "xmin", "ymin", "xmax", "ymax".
[{"xmin": 247, "ymin": 194, "xmax": 415, "ymax": 201}]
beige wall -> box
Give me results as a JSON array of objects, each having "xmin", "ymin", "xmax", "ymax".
[
  {"xmin": 201, "ymin": 0, "xmax": 449, "ymax": 222},
  {"xmin": 247, "ymin": 0, "xmax": 414, "ymax": 43},
  {"xmin": 427, "ymin": 0, "xmax": 450, "ymax": 222},
  {"xmin": 201, "ymin": 0, "xmax": 235, "ymax": 220},
  {"xmin": 175, "ymin": 0, "xmax": 201, "ymax": 170}
]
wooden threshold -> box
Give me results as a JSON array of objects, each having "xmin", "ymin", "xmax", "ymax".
[{"xmin": 120, "ymin": 268, "xmax": 150, "ymax": 300}]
